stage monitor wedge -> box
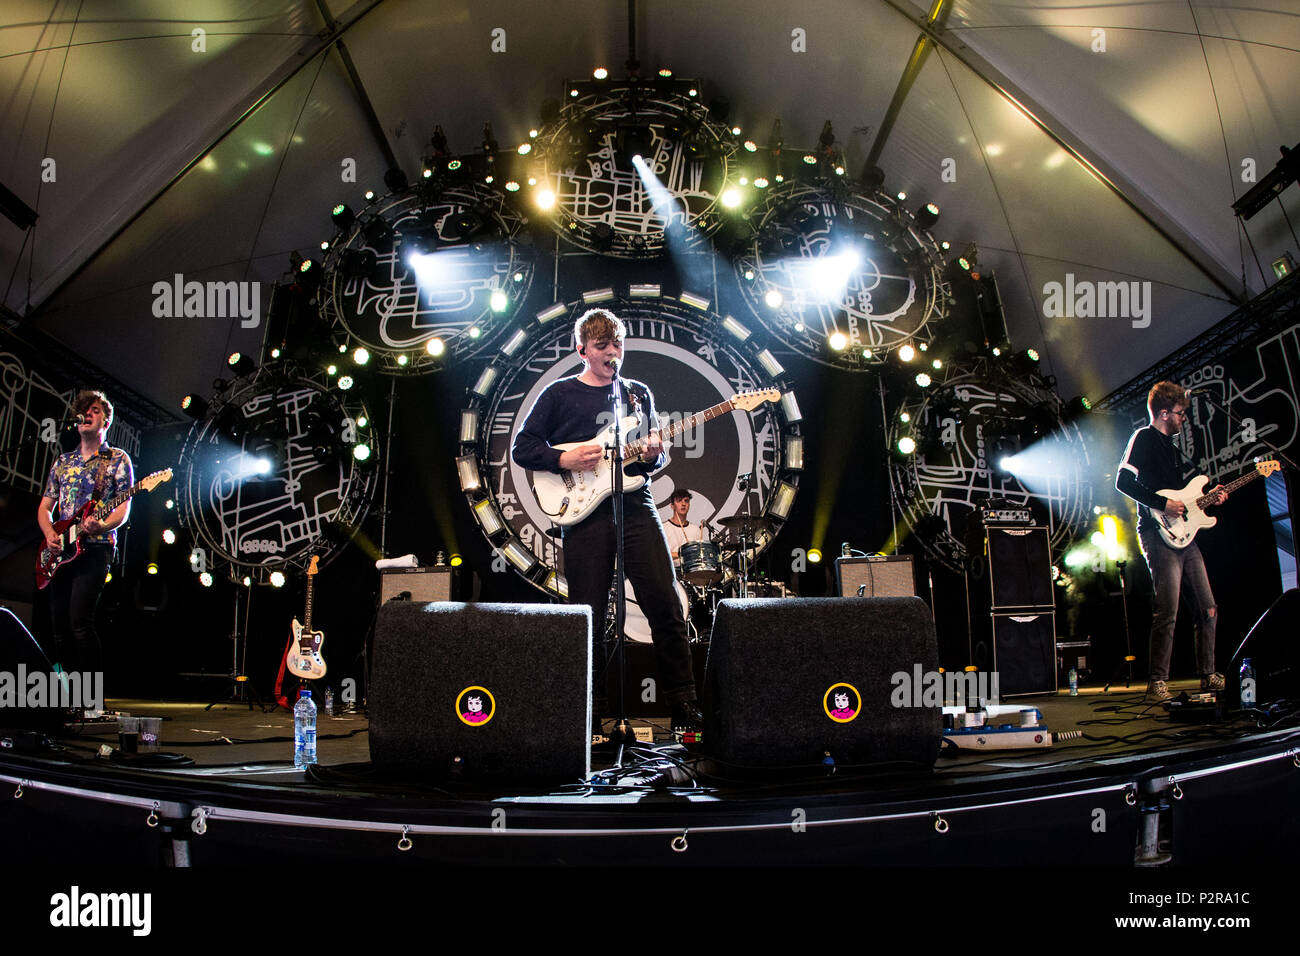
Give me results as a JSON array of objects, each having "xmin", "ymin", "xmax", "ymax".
[
  {"xmin": 703, "ymin": 597, "xmax": 942, "ymax": 770},
  {"xmin": 370, "ymin": 602, "xmax": 591, "ymax": 783}
]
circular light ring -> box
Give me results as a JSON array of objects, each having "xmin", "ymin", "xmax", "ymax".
[
  {"xmin": 317, "ymin": 182, "xmax": 537, "ymax": 374},
  {"xmin": 458, "ymin": 293, "xmax": 802, "ymax": 595},
  {"xmin": 733, "ymin": 180, "xmax": 949, "ymax": 370},
  {"xmin": 175, "ymin": 363, "xmax": 377, "ymax": 577},
  {"xmin": 887, "ymin": 366, "xmax": 1094, "ymax": 573},
  {"xmin": 531, "ymin": 88, "xmax": 738, "ymax": 258}
]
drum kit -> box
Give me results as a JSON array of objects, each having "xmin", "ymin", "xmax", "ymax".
[{"xmin": 619, "ymin": 515, "xmax": 787, "ymax": 643}]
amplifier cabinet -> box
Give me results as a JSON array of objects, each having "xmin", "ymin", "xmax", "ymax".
[
  {"xmin": 380, "ymin": 567, "xmax": 454, "ymax": 604},
  {"xmin": 835, "ymin": 555, "xmax": 916, "ymax": 598}
]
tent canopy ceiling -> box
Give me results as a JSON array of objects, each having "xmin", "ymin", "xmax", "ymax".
[{"xmin": 2, "ymin": 0, "xmax": 1297, "ymax": 410}]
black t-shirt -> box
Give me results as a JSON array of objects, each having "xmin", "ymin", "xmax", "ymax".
[{"xmin": 1116, "ymin": 425, "xmax": 1185, "ymax": 530}]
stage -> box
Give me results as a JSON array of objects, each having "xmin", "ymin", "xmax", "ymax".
[{"xmin": 3, "ymin": 680, "xmax": 1297, "ymax": 869}]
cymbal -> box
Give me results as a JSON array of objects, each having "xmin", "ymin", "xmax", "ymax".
[{"xmin": 717, "ymin": 514, "xmax": 771, "ymax": 531}]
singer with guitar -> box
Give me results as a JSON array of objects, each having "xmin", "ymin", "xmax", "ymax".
[
  {"xmin": 1116, "ymin": 382, "xmax": 1228, "ymax": 702},
  {"xmin": 36, "ymin": 390, "xmax": 134, "ymax": 675},
  {"xmin": 512, "ymin": 309, "xmax": 701, "ymax": 730}
]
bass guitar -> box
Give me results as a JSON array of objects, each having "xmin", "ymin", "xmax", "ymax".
[
  {"xmin": 36, "ymin": 468, "xmax": 173, "ymax": 589},
  {"xmin": 286, "ymin": 556, "xmax": 326, "ymax": 680},
  {"xmin": 531, "ymin": 388, "xmax": 781, "ymax": 527},
  {"xmin": 1156, "ymin": 459, "xmax": 1279, "ymax": 549}
]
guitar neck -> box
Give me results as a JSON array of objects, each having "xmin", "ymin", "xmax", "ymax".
[
  {"xmin": 94, "ymin": 478, "xmax": 147, "ymax": 519},
  {"xmin": 620, "ymin": 399, "xmax": 737, "ymax": 462},
  {"xmin": 303, "ymin": 576, "xmax": 314, "ymax": 632},
  {"xmin": 1195, "ymin": 465, "xmax": 1269, "ymax": 508}
]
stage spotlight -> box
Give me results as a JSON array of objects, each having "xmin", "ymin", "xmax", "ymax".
[
  {"xmin": 146, "ymin": 563, "xmax": 159, "ymax": 576},
  {"xmin": 535, "ymin": 188, "xmax": 556, "ymax": 210},
  {"xmin": 743, "ymin": 140, "xmax": 758, "ymax": 152},
  {"xmin": 426, "ymin": 337, "xmax": 447, "ymax": 356},
  {"xmin": 353, "ymin": 443, "xmax": 372, "ymax": 461},
  {"xmin": 469, "ymin": 326, "xmax": 482, "ymax": 339},
  {"xmin": 364, "ymin": 190, "xmax": 375, "ymax": 202},
  {"xmin": 353, "ymin": 347, "xmax": 370, "ymax": 365},
  {"xmin": 356, "ymin": 416, "xmax": 368, "ymax": 428},
  {"xmin": 898, "ymin": 344, "xmax": 916, "ymax": 362},
  {"xmin": 593, "ymin": 66, "xmax": 608, "ymax": 80},
  {"xmin": 1064, "ymin": 395, "xmax": 1093, "ymax": 421},
  {"xmin": 915, "ymin": 202, "xmax": 939, "ymax": 229},
  {"xmin": 807, "ymin": 549, "xmax": 822, "ymax": 564},
  {"xmin": 899, "ymin": 411, "xmax": 911, "ymax": 423},
  {"xmin": 241, "ymin": 575, "xmax": 252, "ymax": 587},
  {"xmin": 181, "ymin": 395, "xmax": 208, "ymax": 419},
  {"xmin": 828, "ymin": 331, "xmax": 848, "ymax": 351},
  {"xmin": 915, "ymin": 372, "xmax": 932, "ymax": 388},
  {"xmin": 897, "ymin": 436, "xmax": 916, "ymax": 455},
  {"xmin": 270, "ymin": 571, "xmax": 286, "ymax": 588},
  {"xmin": 397, "ymin": 354, "xmax": 409, "ymax": 366},
  {"xmin": 331, "ymin": 203, "xmax": 355, "ymax": 231},
  {"xmin": 932, "ymin": 359, "xmax": 942, "ymax": 370},
  {"xmin": 450, "ymin": 553, "xmax": 464, "ymax": 567},
  {"xmin": 764, "ymin": 289, "xmax": 783, "ymax": 308},
  {"xmin": 297, "ymin": 258, "xmax": 323, "ymax": 289},
  {"xmin": 327, "ymin": 364, "xmax": 338, "ymax": 376},
  {"xmin": 165, "ymin": 499, "xmax": 175, "ymax": 509},
  {"xmin": 754, "ymin": 177, "xmax": 769, "ymax": 188},
  {"xmin": 591, "ymin": 222, "xmax": 614, "ymax": 251},
  {"xmin": 227, "ymin": 352, "xmax": 254, "ymax": 375},
  {"xmin": 490, "ymin": 289, "xmax": 509, "ymax": 312},
  {"xmin": 517, "ymin": 143, "xmax": 532, "ymax": 155},
  {"xmin": 162, "ymin": 529, "xmax": 176, "ymax": 545},
  {"xmin": 338, "ymin": 375, "xmax": 354, "ymax": 391},
  {"xmin": 505, "ymin": 180, "xmax": 521, "ymax": 192},
  {"xmin": 319, "ymin": 241, "xmax": 330, "ymax": 251},
  {"xmin": 721, "ymin": 188, "xmax": 741, "ymax": 208},
  {"xmin": 199, "ymin": 572, "xmax": 214, "ymax": 588}
]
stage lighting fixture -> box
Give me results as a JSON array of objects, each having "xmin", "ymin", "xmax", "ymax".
[
  {"xmin": 767, "ymin": 481, "xmax": 797, "ymax": 520},
  {"xmin": 828, "ymin": 331, "xmax": 848, "ymax": 351},
  {"xmin": 915, "ymin": 372, "xmax": 932, "ymax": 388},
  {"xmin": 780, "ymin": 391, "xmax": 802, "ymax": 424},
  {"xmin": 396, "ymin": 354, "xmax": 409, "ymax": 366},
  {"xmin": 897, "ymin": 436, "xmax": 917, "ymax": 456},
  {"xmin": 472, "ymin": 366, "xmax": 498, "ymax": 396},
  {"xmin": 426, "ymin": 338, "xmax": 446, "ymax": 357},
  {"xmin": 757, "ymin": 349, "xmax": 784, "ymax": 376},
  {"xmin": 754, "ymin": 177, "xmax": 769, "ymax": 189},
  {"xmin": 383, "ymin": 167, "xmax": 408, "ymax": 192},
  {"xmin": 502, "ymin": 538, "xmax": 539, "ymax": 574},
  {"xmin": 319, "ymin": 241, "xmax": 330, "ymax": 251},
  {"xmin": 326, "ymin": 364, "xmax": 338, "ymax": 376},
  {"xmin": 456, "ymin": 454, "xmax": 481, "ymax": 492},
  {"xmin": 353, "ymin": 347, "xmax": 370, "ymax": 365},
  {"xmin": 721, "ymin": 188, "xmax": 741, "ymax": 208},
  {"xmin": 364, "ymin": 190, "xmax": 375, "ymax": 201},
  {"xmin": 181, "ymin": 395, "xmax": 208, "ymax": 419},
  {"xmin": 743, "ymin": 140, "xmax": 758, "ymax": 153},
  {"xmin": 297, "ymin": 258, "xmax": 323, "ymax": 289},
  {"xmin": 165, "ymin": 499, "xmax": 175, "ymax": 509},
  {"xmin": 468, "ymin": 327, "xmax": 482, "ymax": 339},
  {"xmin": 899, "ymin": 412, "xmax": 910, "ymax": 423},
  {"xmin": 1064, "ymin": 395, "xmax": 1092, "ymax": 422},
  {"xmin": 721, "ymin": 315, "xmax": 751, "ymax": 341},
  {"xmin": 764, "ymin": 289, "xmax": 783, "ymax": 308},
  {"xmin": 490, "ymin": 289, "xmax": 509, "ymax": 312},
  {"xmin": 898, "ymin": 344, "xmax": 916, "ymax": 362},
  {"xmin": 449, "ymin": 553, "xmax": 464, "ymax": 567},
  {"xmin": 162, "ymin": 529, "xmax": 176, "ymax": 545},
  {"xmin": 591, "ymin": 222, "xmax": 614, "ymax": 250},
  {"xmin": 269, "ymin": 571, "xmax": 286, "ymax": 588},
  {"xmin": 915, "ymin": 202, "xmax": 939, "ymax": 229},
  {"xmin": 783, "ymin": 435, "xmax": 804, "ymax": 471},
  {"xmin": 630, "ymin": 284, "xmax": 661, "ymax": 298},
  {"xmin": 658, "ymin": 68, "xmax": 673, "ymax": 78},
  {"xmin": 331, "ymin": 203, "xmax": 355, "ymax": 231},
  {"xmin": 500, "ymin": 328, "xmax": 528, "ymax": 357},
  {"xmin": 227, "ymin": 352, "xmax": 254, "ymax": 375},
  {"xmin": 340, "ymin": 249, "xmax": 379, "ymax": 280},
  {"xmin": 535, "ymin": 188, "xmax": 556, "ymax": 210},
  {"xmin": 932, "ymin": 359, "xmax": 943, "ymax": 370},
  {"xmin": 338, "ymin": 375, "xmax": 354, "ymax": 391},
  {"xmin": 473, "ymin": 498, "xmax": 505, "ymax": 536},
  {"xmin": 505, "ymin": 180, "xmax": 521, "ymax": 192},
  {"xmin": 1273, "ymin": 253, "xmax": 1295, "ymax": 279},
  {"xmin": 146, "ymin": 563, "xmax": 159, "ymax": 576},
  {"xmin": 353, "ymin": 443, "xmax": 372, "ymax": 461},
  {"xmin": 807, "ymin": 549, "xmax": 822, "ymax": 564},
  {"xmin": 459, "ymin": 410, "xmax": 480, "ymax": 444},
  {"xmin": 593, "ymin": 66, "xmax": 608, "ymax": 80},
  {"xmin": 356, "ymin": 416, "xmax": 368, "ymax": 428},
  {"xmin": 199, "ymin": 572, "xmax": 214, "ymax": 588}
]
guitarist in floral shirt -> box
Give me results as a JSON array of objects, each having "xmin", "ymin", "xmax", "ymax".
[{"xmin": 37, "ymin": 390, "xmax": 134, "ymax": 673}]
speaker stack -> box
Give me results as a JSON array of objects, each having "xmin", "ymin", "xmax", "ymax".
[{"xmin": 965, "ymin": 519, "xmax": 1057, "ymax": 696}]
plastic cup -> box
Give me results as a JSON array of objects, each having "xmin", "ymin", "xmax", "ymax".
[
  {"xmin": 117, "ymin": 716, "xmax": 140, "ymax": 754},
  {"xmin": 139, "ymin": 717, "xmax": 162, "ymax": 752}
]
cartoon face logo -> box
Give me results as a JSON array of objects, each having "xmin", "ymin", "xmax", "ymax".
[
  {"xmin": 456, "ymin": 686, "xmax": 496, "ymax": 727},
  {"xmin": 824, "ymin": 683, "xmax": 860, "ymax": 723}
]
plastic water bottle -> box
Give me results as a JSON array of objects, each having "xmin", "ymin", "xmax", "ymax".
[
  {"xmin": 294, "ymin": 689, "xmax": 317, "ymax": 768},
  {"xmin": 1068, "ymin": 667, "xmax": 1078, "ymax": 696},
  {"xmin": 323, "ymin": 685, "xmax": 334, "ymax": 717},
  {"xmin": 1239, "ymin": 658, "xmax": 1256, "ymax": 709}
]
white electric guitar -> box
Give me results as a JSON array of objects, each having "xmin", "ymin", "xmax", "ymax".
[
  {"xmin": 1156, "ymin": 459, "xmax": 1279, "ymax": 549},
  {"xmin": 532, "ymin": 388, "xmax": 781, "ymax": 527},
  {"xmin": 286, "ymin": 556, "xmax": 326, "ymax": 679}
]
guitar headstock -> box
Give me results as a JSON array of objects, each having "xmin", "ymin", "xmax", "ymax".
[
  {"xmin": 307, "ymin": 555, "xmax": 320, "ymax": 576},
  {"xmin": 141, "ymin": 468, "xmax": 173, "ymax": 492},
  {"xmin": 732, "ymin": 388, "xmax": 782, "ymax": 412},
  {"xmin": 1256, "ymin": 459, "xmax": 1281, "ymax": 479}
]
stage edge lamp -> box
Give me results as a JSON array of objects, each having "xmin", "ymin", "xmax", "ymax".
[
  {"xmin": 783, "ymin": 435, "xmax": 804, "ymax": 471},
  {"xmin": 757, "ymin": 349, "xmax": 784, "ymax": 376},
  {"xmin": 767, "ymin": 481, "xmax": 797, "ymax": 520},
  {"xmin": 473, "ymin": 498, "xmax": 505, "ymax": 536},
  {"xmin": 500, "ymin": 328, "xmax": 528, "ymax": 357},
  {"xmin": 502, "ymin": 538, "xmax": 539, "ymax": 574},
  {"xmin": 459, "ymin": 409, "xmax": 480, "ymax": 444},
  {"xmin": 536, "ymin": 302, "xmax": 566, "ymax": 324},
  {"xmin": 472, "ymin": 366, "xmax": 498, "ymax": 396},
  {"xmin": 721, "ymin": 315, "xmax": 751, "ymax": 341},
  {"xmin": 456, "ymin": 454, "xmax": 482, "ymax": 492}
]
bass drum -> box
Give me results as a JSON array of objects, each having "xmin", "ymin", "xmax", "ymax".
[{"xmin": 622, "ymin": 577, "xmax": 690, "ymax": 643}]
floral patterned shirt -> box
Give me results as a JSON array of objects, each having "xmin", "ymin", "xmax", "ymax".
[{"xmin": 42, "ymin": 446, "xmax": 134, "ymax": 547}]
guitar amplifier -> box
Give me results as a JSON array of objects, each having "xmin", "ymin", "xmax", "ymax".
[
  {"xmin": 835, "ymin": 555, "xmax": 916, "ymax": 598},
  {"xmin": 380, "ymin": 567, "xmax": 453, "ymax": 604}
]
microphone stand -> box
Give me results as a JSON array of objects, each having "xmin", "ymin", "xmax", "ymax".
[{"xmin": 606, "ymin": 368, "xmax": 636, "ymax": 763}]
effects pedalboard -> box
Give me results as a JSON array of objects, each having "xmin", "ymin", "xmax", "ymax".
[{"xmin": 941, "ymin": 704, "xmax": 1082, "ymax": 751}]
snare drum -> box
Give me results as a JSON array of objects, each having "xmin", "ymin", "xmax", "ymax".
[{"xmin": 679, "ymin": 541, "xmax": 723, "ymax": 585}]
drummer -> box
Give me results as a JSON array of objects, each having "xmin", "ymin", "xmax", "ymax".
[{"xmin": 663, "ymin": 487, "xmax": 705, "ymax": 565}]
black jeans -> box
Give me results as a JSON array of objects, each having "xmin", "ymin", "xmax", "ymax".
[
  {"xmin": 49, "ymin": 543, "xmax": 111, "ymax": 674},
  {"xmin": 562, "ymin": 492, "xmax": 697, "ymax": 706}
]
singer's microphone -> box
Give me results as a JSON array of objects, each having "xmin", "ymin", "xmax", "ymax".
[{"xmin": 605, "ymin": 358, "xmax": 620, "ymax": 371}]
